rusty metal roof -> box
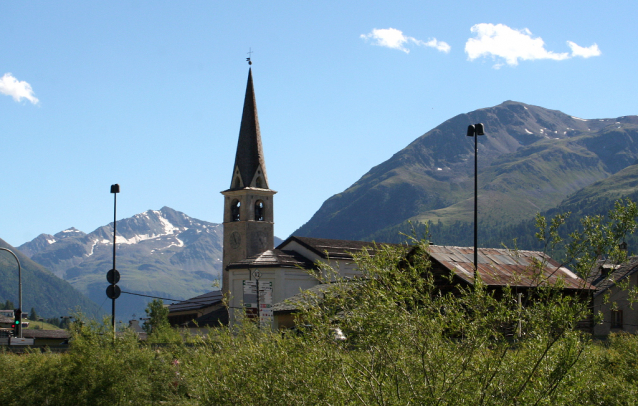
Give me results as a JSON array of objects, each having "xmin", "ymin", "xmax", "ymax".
[{"xmin": 428, "ymin": 245, "xmax": 592, "ymax": 290}]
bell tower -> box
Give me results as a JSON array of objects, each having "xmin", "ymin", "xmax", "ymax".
[{"xmin": 221, "ymin": 68, "xmax": 276, "ymax": 295}]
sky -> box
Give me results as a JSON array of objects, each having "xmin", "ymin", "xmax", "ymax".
[{"xmin": 1, "ymin": 1, "xmax": 636, "ymax": 247}]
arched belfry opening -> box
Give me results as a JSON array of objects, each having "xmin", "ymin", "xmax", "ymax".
[
  {"xmin": 231, "ymin": 199, "xmax": 241, "ymax": 221},
  {"xmin": 255, "ymin": 200, "xmax": 265, "ymax": 221}
]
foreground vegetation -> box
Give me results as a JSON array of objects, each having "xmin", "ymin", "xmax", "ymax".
[
  {"xmin": 1, "ymin": 201, "xmax": 637, "ymax": 405},
  {"xmin": 2, "ymin": 319, "xmax": 638, "ymax": 405}
]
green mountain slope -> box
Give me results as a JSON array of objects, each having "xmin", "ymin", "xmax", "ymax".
[
  {"xmin": 294, "ymin": 101, "xmax": 638, "ymax": 242},
  {"xmin": 0, "ymin": 238, "xmax": 104, "ymax": 319}
]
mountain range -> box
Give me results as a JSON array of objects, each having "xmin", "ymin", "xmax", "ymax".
[
  {"xmin": 0, "ymin": 238, "xmax": 103, "ymax": 319},
  {"xmin": 6, "ymin": 101, "xmax": 638, "ymax": 319},
  {"xmin": 294, "ymin": 101, "xmax": 638, "ymax": 245},
  {"xmin": 18, "ymin": 207, "xmax": 224, "ymax": 319}
]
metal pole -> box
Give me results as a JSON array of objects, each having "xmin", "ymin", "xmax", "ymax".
[
  {"xmin": 467, "ymin": 123, "xmax": 484, "ymax": 288},
  {"xmin": 473, "ymin": 133, "xmax": 478, "ymax": 283},
  {"xmin": 256, "ymin": 274, "xmax": 260, "ymax": 330},
  {"xmin": 0, "ymin": 248, "xmax": 21, "ymax": 338},
  {"xmin": 112, "ymin": 191, "xmax": 117, "ymax": 338}
]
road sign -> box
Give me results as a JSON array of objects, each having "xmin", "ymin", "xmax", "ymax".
[
  {"xmin": 106, "ymin": 269, "xmax": 120, "ymax": 284},
  {"xmin": 106, "ymin": 284, "xmax": 121, "ymax": 299}
]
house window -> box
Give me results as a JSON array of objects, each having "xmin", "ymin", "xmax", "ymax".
[
  {"xmin": 231, "ymin": 200, "xmax": 241, "ymax": 221},
  {"xmin": 611, "ymin": 310, "xmax": 624, "ymax": 329},
  {"xmin": 255, "ymin": 200, "xmax": 264, "ymax": 221}
]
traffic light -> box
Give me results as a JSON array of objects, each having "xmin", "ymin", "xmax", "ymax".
[{"xmin": 12, "ymin": 309, "xmax": 21, "ymax": 337}]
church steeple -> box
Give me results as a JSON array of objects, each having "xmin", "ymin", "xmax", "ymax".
[
  {"xmin": 221, "ymin": 67, "xmax": 276, "ymax": 296},
  {"xmin": 231, "ymin": 68, "xmax": 269, "ymax": 190}
]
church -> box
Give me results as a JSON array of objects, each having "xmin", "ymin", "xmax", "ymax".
[
  {"xmin": 219, "ymin": 67, "xmax": 373, "ymax": 327},
  {"xmin": 169, "ymin": 67, "xmax": 592, "ymax": 331}
]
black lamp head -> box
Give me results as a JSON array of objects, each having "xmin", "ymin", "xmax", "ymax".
[
  {"xmin": 110, "ymin": 184, "xmax": 120, "ymax": 194},
  {"xmin": 467, "ymin": 123, "xmax": 485, "ymax": 136},
  {"xmin": 475, "ymin": 123, "xmax": 485, "ymax": 135}
]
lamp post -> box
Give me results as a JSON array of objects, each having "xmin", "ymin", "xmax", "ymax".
[
  {"xmin": 108, "ymin": 184, "xmax": 121, "ymax": 339},
  {"xmin": 0, "ymin": 248, "xmax": 22, "ymax": 338},
  {"xmin": 467, "ymin": 123, "xmax": 485, "ymax": 285}
]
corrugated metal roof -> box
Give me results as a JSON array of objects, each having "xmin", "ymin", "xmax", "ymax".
[{"xmin": 428, "ymin": 245, "xmax": 592, "ymax": 290}]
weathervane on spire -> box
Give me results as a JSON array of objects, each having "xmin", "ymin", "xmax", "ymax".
[{"xmin": 246, "ymin": 48, "xmax": 253, "ymax": 65}]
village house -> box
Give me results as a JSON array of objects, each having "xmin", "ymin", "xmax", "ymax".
[{"xmin": 589, "ymin": 256, "xmax": 638, "ymax": 336}]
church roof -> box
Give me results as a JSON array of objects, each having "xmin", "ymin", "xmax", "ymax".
[
  {"xmin": 278, "ymin": 236, "xmax": 396, "ymax": 259},
  {"xmin": 226, "ymin": 249, "xmax": 315, "ymax": 269},
  {"xmin": 231, "ymin": 68, "xmax": 269, "ymax": 189}
]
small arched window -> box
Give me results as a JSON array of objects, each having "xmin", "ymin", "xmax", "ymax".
[
  {"xmin": 234, "ymin": 178, "xmax": 241, "ymax": 189},
  {"xmin": 231, "ymin": 200, "xmax": 241, "ymax": 221},
  {"xmin": 255, "ymin": 177, "xmax": 263, "ymax": 188},
  {"xmin": 255, "ymin": 200, "xmax": 264, "ymax": 221}
]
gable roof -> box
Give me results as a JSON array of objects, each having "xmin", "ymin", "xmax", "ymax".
[
  {"xmin": 277, "ymin": 236, "xmax": 394, "ymax": 260},
  {"xmin": 167, "ymin": 290, "xmax": 223, "ymax": 313},
  {"xmin": 588, "ymin": 256, "xmax": 638, "ymax": 297},
  {"xmin": 428, "ymin": 245, "xmax": 592, "ymax": 290},
  {"xmin": 227, "ymin": 249, "xmax": 316, "ymax": 269},
  {"xmin": 231, "ymin": 236, "xmax": 590, "ymax": 290},
  {"xmin": 230, "ymin": 68, "xmax": 269, "ymax": 189}
]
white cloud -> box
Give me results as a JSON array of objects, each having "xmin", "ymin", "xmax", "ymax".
[
  {"xmin": 567, "ymin": 41, "xmax": 601, "ymax": 58},
  {"xmin": 361, "ymin": 28, "xmax": 450, "ymax": 54},
  {"xmin": 465, "ymin": 23, "xmax": 601, "ymax": 68},
  {"xmin": 0, "ymin": 73, "xmax": 39, "ymax": 104},
  {"xmin": 422, "ymin": 38, "xmax": 451, "ymax": 53}
]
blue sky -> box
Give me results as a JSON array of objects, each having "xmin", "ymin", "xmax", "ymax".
[{"xmin": 1, "ymin": 1, "xmax": 636, "ymax": 247}]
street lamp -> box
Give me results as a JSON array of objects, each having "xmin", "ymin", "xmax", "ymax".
[
  {"xmin": 467, "ymin": 123, "xmax": 485, "ymax": 285},
  {"xmin": 108, "ymin": 183, "xmax": 121, "ymax": 339},
  {"xmin": 0, "ymin": 248, "xmax": 22, "ymax": 338}
]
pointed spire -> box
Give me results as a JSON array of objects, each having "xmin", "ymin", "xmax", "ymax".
[{"xmin": 231, "ymin": 68, "xmax": 269, "ymax": 189}]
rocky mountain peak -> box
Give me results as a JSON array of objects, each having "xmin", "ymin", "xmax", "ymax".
[
  {"xmin": 17, "ymin": 207, "xmax": 224, "ymax": 319},
  {"xmin": 54, "ymin": 227, "xmax": 86, "ymax": 240}
]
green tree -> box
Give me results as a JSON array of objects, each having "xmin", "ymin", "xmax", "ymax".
[
  {"xmin": 28, "ymin": 307, "xmax": 38, "ymax": 321},
  {"xmin": 1, "ymin": 299, "xmax": 14, "ymax": 310},
  {"xmin": 143, "ymin": 299, "xmax": 170, "ymax": 334}
]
